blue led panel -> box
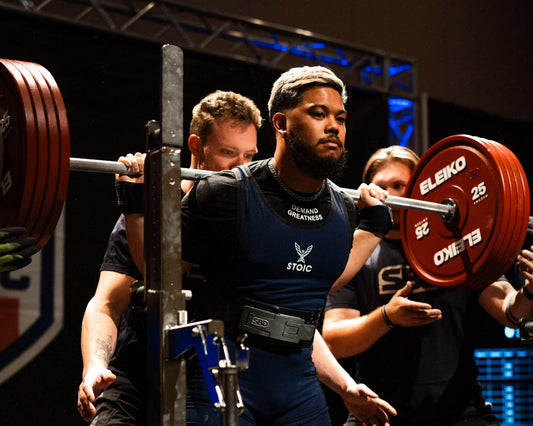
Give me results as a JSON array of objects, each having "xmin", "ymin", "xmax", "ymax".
[{"xmin": 475, "ymin": 347, "xmax": 533, "ymax": 426}]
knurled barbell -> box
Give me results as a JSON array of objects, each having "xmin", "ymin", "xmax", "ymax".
[{"xmin": 0, "ymin": 58, "xmax": 529, "ymax": 290}]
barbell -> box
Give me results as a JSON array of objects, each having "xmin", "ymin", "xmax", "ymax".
[{"xmin": 0, "ymin": 58, "xmax": 530, "ymax": 291}]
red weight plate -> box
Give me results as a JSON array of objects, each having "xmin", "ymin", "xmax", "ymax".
[
  {"xmin": 19, "ymin": 60, "xmax": 60, "ymax": 249},
  {"xmin": 443, "ymin": 136, "xmax": 515, "ymax": 290},
  {"xmin": 462, "ymin": 136, "xmax": 520, "ymax": 290},
  {"xmin": 410, "ymin": 135, "xmax": 529, "ymax": 291},
  {"xmin": 401, "ymin": 135, "xmax": 509, "ymax": 289},
  {"xmin": 426, "ymin": 136, "xmax": 515, "ymax": 290},
  {"xmin": 507, "ymin": 147, "xmax": 531, "ymax": 231},
  {"xmin": 34, "ymin": 63, "xmax": 70, "ymax": 249},
  {"xmin": 510, "ymin": 152, "xmax": 532, "ymax": 252},
  {"xmin": 480, "ymin": 138, "xmax": 531, "ymax": 288},
  {"xmin": 0, "ymin": 61, "xmax": 28, "ymax": 226},
  {"xmin": 0, "ymin": 59, "xmax": 38, "ymax": 233},
  {"xmin": 7, "ymin": 60, "xmax": 50, "ymax": 245},
  {"xmin": 482, "ymin": 138, "xmax": 530, "ymax": 289}
]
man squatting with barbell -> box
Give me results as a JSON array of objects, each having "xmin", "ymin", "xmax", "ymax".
[
  {"xmin": 111, "ymin": 66, "xmax": 400, "ymax": 425},
  {"xmin": 322, "ymin": 145, "xmax": 533, "ymax": 426},
  {"xmin": 78, "ymin": 83, "xmax": 396, "ymax": 425}
]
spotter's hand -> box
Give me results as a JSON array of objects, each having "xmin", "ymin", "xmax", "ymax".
[{"xmin": 0, "ymin": 227, "xmax": 38, "ymax": 272}]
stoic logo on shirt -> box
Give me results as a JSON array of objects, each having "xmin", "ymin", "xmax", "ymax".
[{"xmin": 287, "ymin": 242, "xmax": 313, "ymax": 272}]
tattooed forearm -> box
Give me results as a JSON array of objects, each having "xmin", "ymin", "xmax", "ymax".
[{"xmin": 95, "ymin": 336, "xmax": 114, "ymax": 365}]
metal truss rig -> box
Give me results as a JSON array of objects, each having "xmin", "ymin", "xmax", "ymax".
[
  {"xmin": 2, "ymin": 0, "xmax": 418, "ymax": 146},
  {"xmin": 2, "ymin": 0, "xmax": 417, "ymax": 97}
]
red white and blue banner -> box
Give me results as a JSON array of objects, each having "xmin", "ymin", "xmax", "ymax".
[{"xmin": 0, "ymin": 214, "xmax": 64, "ymax": 385}]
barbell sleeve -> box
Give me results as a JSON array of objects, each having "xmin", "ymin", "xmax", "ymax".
[{"xmin": 69, "ymin": 157, "xmax": 456, "ymax": 218}]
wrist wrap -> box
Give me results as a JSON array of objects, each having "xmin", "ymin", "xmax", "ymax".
[
  {"xmin": 115, "ymin": 181, "xmax": 144, "ymax": 215},
  {"xmin": 358, "ymin": 205, "xmax": 393, "ymax": 236}
]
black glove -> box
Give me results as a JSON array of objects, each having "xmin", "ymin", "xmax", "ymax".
[{"xmin": 0, "ymin": 227, "xmax": 39, "ymax": 272}]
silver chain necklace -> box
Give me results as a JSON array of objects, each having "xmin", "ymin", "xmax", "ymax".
[{"xmin": 267, "ymin": 158, "xmax": 326, "ymax": 202}]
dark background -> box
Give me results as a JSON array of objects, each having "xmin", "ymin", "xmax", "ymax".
[
  {"xmin": 0, "ymin": 7, "xmax": 531, "ymax": 425},
  {"xmin": 191, "ymin": 0, "xmax": 533, "ymax": 125}
]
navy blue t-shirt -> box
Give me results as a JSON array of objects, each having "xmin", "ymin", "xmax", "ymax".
[{"xmin": 182, "ymin": 158, "xmax": 359, "ymax": 318}]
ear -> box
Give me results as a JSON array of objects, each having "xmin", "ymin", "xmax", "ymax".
[
  {"xmin": 188, "ymin": 134, "xmax": 202, "ymax": 156},
  {"xmin": 272, "ymin": 112, "xmax": 287, "ymax": 135}
]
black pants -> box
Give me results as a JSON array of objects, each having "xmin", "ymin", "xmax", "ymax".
[{"xmin": 91, "ymin": 386, "xmax": 146, "ymax": 426}]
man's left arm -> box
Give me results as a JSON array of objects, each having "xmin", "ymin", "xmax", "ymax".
[
  {"xmin": 312, "ymin": 330, "xmax": 397, "ymax": 426},
  {"xmin": 330, "ymin": 229, "xmax": 383, "ymax": 293},
  {"xmin": 331, "ymin": 184, "xmax": 392, "ymax": 293}
]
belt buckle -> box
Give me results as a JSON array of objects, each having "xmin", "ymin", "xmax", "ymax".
[{"xmin": 239, "ymin": 305, "xmax": 314, "ymax": 345}]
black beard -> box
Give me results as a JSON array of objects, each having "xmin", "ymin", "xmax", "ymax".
[{"xmin": 285, "ymin": 131, "xmax": 348, "ymax": 181}]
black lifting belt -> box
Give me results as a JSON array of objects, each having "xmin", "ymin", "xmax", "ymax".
[{"xmin": 237, "ymin": 298, "xmax": 319, "ymax": 349}]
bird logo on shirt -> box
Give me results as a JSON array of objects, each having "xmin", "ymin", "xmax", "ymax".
[{"xmin": 295, "ymin": 243, "xmax": 313, "ymax": 263}]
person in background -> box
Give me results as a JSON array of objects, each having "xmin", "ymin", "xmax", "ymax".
[
  {"xmin": 77, "ymin": 90, "xmax": 262, "ymax": 425},
  {"xmin": 322, "ymin": 145, "xmax": 533, "ymax": 426}
]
